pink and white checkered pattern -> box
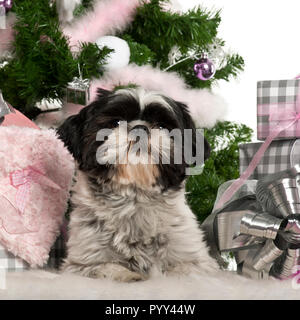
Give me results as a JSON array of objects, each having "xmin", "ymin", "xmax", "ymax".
[
  {"xmin": 9, "ymin": 165, "xmax": 61, "ymax": 216},
  {"xmin": 257, "ymin": 79, "xmax": 300, "ymax": 140},
  {"xmin": 239, "ymin": 139, "xmax": 300, "ymax": 180}
]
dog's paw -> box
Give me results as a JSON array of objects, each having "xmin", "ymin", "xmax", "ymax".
[
  {"xmin": 91, "ymin": 263, "xmax": 145, "ymax": 282},
  {"xmin": 112, "ymin": 268, "xmax": 144, "ymax": 283}
]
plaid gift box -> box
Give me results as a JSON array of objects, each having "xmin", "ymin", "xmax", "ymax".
[
  {"xmin": 0, "ymin": 233, "xmax": 66, "ymax": 272},
  {"xmin": 239, "ymin": 139, "xmax": 300, "ymax": 180},
  {"xmin": 257, "ymin": 79, "xmax": 300, "ymax": 140},
  {"xmin": 0, "ymin": 243, "xmax": 29, "ymax": 272}
]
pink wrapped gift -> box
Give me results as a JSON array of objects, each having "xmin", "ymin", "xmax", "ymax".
[
  {"xmin": 216, "ymin": 78, "xmax": 300, "ymax": 209},
  {"xmin": 257, "ymin": 79, "xmax": 300, "ymax": 140},
  {"xmin": 0, "ymin": 126, "xmax": 74, "ymax": 267}
]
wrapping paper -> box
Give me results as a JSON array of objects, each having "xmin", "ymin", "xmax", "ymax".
[
  {"xmin": 257, "ymin": 79, "xmax": 300, "ymax": 140},
  {"xmin": 0, "ymin": 233, "xmax": 66, "ymax": 272},
  {"xmin": 0, "ymin": 126, "xmax": 74, "ymax": 267},
  {"xmin": 239, "ymin": 139, "xmax": 300, "ymax": 180},
  {"xmin": 203, "ymin": 166, "xmax": 300, "ymax": 280}
]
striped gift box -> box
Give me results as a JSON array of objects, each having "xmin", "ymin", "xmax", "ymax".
[
  {"xmin": 239, "ymin": 139, "xmax": 300, "ymax": 180},
  {"xmin": 257, "ymin": 79, "xmax": 300, "ymax": 141}
]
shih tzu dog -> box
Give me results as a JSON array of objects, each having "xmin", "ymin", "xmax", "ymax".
[{"xmin": 57, "ymin": 87, "xmax": 218, "ymax": 282}]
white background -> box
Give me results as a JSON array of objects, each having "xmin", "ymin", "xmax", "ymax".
[{"xmin": 177, "ymin": 0, "xmax": 300, "ymax": 138}]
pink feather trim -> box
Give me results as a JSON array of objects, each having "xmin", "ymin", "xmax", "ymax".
[
  {"xmin": 63, "ymin": 0, "xmax": 141, "ymax": 47},
  {"xmin": 89, "ymin": 64, "xmax": 227, "ymax": 128}
]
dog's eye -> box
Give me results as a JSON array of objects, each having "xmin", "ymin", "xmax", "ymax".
[{"xmin": 111, "ymin": 120, "xmax": 121, "ymax": 127}]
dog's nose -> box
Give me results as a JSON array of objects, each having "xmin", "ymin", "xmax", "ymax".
[{"xmin": 131, "ymin": 124, "xmax": 150, "ymax": 134}]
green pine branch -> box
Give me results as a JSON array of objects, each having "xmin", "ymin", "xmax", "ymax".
[
  {"xmin": 123, "ymin": 0, "xmax": 221, "ymax": 68},
  {"xmin": 0, "ymin": 0, "xmax": 110, "ymax": 118},
  {"xmin": 122, "ymin": 0, "xmax": 244, "ymax": 88},
  {"xmin": 186, "ymin": 121, "xmax": 253, "ymax": 223}
]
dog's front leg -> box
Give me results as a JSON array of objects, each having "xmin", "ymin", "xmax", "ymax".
[
  {"xmin": 62, "ymin": 262, "xmax": 145, "ymax": 282},
  {"xmin": 90, "ymin": 263, "xmax": 146, "ymax": 282},
  {"xmin": 166, "ymin": 260, "xmax": 219, "ymax": 278}
]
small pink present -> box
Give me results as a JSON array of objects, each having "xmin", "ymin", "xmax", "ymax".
[
  {"xmin": 0, "ymin": 126, "xmax": 74, "ymax": 267},
  {"xmin": 257, "ymin": 79, "xmax": 300, "ymax": 140}
]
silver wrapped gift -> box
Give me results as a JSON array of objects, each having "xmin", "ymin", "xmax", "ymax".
[
  {"xmin": 65, "ymin": 77, "xmax": 90, "ymax": 105},
  {"xmin": 202, "ymin": 165, "xmax": 300, "ymax": 280}
]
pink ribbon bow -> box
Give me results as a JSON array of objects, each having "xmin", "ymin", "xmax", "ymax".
[
  {"xmin": 9, "ymin": 165, "xmax": 61, "ymax": 215},
  {"xmin": 215, "ymin": 76, "xmax": 300, "ymax": 210}
]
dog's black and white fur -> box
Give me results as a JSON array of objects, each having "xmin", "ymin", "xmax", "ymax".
[{"xmin": 57, "ymin": 87, "xmax": 218, "ymax": 281}]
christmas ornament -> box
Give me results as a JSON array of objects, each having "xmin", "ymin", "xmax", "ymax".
[
  {"xmin": 167, "ymin": 46, "xmax": 181, "ymax": 66},
  {"xmin": 194, "ymin": 54, "xmax": 215, "ymax": 81},
  {"xmin": 206, "ymin": 39, "xmax": 226, "ymax": 70},
  {"xmin": 65, "ymin": 76, "xmax": 90, "ymax": 105},
  {"xmin": 96, "ymin": 36, "xmax": 130, "ymax": 70},
  {"xmin": 36, "ymin": 98, "xmax": 63, "ymax": 112},
  {"xmin": 64, "ymin": 63, "xmax": 90, "ymax": 105},
  {"xmin": 203, "ymin": 165, "xmax": 300, "ymax": 280}
]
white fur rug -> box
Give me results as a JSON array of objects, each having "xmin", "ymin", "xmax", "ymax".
[{"xmin": 0, "ymin": 269, "xmax": 299, "ymax": 300}]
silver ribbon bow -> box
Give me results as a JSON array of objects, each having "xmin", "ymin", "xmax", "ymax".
[
  {"xmin": 67, "ymin": 77, "xmax": 90, "ymax": 91},
  {"xmin": 202, "ymin": 165, "xmax": 300, "ymax": 280}
]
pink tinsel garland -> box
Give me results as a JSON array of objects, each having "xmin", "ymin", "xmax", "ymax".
[
  {"xmin": 63, "ymin": 0, "xmax": 141, "ymax": 47},
  {"xmin": 89, "ymin": 64, "xmax": 227, "ymax": 128}
]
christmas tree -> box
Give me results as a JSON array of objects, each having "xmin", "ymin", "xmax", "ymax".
[{"xmin": 0, "ymin": 0, "xmax": 251, "ymax": 222}]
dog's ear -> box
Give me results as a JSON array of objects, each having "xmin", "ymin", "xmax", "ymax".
[
  {"xmin": 97, "ymin": 88, "xmax": 112, "ymax": 98},
  {"xmin": 57, "ymin": 89, "xmax": 113, "ymax": 163},
  {"xmin": 175, "ymin": 101, "xmax": 211, "ymax": 162},
  {"xmin": 203, "ymin": 137, "xmax": 210, "ymax": 161},
  {"xmin": 57, "ymin": 108, "xmax": 88, "ymax": 163}
]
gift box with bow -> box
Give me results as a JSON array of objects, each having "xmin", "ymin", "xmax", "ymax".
[
  {"xmin": 0, "ymin": 126, "xmax": 74, "ymax": 269},
  {"xmin": 239, "ymin": 139, "xmax": 300, "ymax": 180},
  {"xmin": 0, "ymin": 243, "xmax": 29, "ymax": 272},
  {"xmin": 257, "ymin": 79, "xmax": 300, "ymax": 141},
  {"xmin": 65, "ymin": 77, "xmax": 90, "ymax": 105},
  {"xmin": 203, "ymin": 166, "xmax": 300, "ymax": 280}
]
